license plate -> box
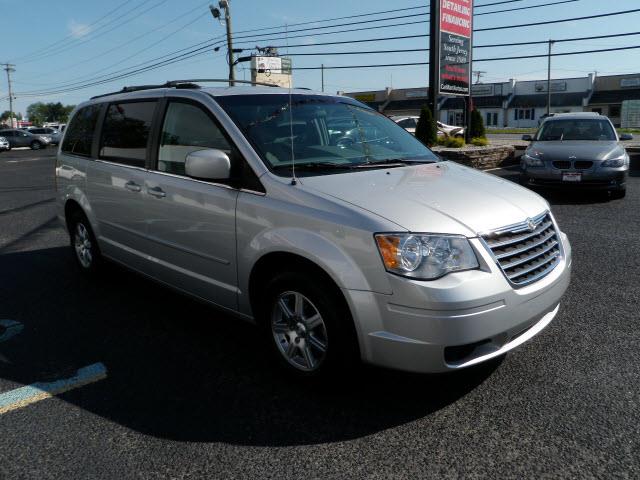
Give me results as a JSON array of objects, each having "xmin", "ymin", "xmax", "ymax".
[{"xmin": 562, "ymin": 172, "xmax": 582, "ymax": 182}]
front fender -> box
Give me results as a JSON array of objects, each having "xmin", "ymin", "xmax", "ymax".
[{"xmin": 237, "ymin": 226, "xmax": 386, "ymax": 316}]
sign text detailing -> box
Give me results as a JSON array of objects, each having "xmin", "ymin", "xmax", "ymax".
[{"xmin": 439, "ymin": 0, "xmax": 473, "ymax": 96}]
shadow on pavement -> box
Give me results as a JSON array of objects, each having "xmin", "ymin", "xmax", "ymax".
[{"xmin": 0, "ymin": 246, "xmax": 500, "ymax": 446}]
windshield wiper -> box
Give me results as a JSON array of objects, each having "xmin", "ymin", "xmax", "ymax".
[
  {"xmin": 272, "ymin": 161, "xmax": 356, "ymax": 171},
  {"xmin": 351, "ymin": 158, "xmax": 436, "ymax": 169}
]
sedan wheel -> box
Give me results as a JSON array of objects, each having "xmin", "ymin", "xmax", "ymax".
[
  {"xmin": 271, "ymin": 291, "xmax": 329, "ymax": 372},
  {"xmin": 30, "ymin": 141, "xmax": 42, "ymax": 150}
]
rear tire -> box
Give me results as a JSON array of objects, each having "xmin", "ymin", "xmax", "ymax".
[
  {"xmin": 30, "ymin": 141, "xmax": 42, "ymax": 150},
  {"xmin": 68, "ymin": 211, "xmax": 103, "ymax": 275},
  {"xmin": 257, "ymin": 270, "xmax": 359, "ymax": 378}
]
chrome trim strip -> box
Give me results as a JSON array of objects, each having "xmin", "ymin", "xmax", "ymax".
[
  {"xmin": 500, "ymin": 240, "xmax": 559, "ymax": 270},
  {"xmin": 485, "ymin": 220, "xmax": 553, "ymax": 249},
  {"xmin": 494, "ymin": 230, "xmax": 557, "ymax": 260},
  {"xmin": 507, "ymin": 252, "xmax": 561, "ymax": 280},
  {"xmin": 508, "ymin": 257, "xmax": 561, "ymax": 286}
]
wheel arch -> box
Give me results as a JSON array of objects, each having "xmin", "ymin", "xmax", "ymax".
[{"xmin": 247, "ymin": 251, "xmax": 363, "ymax": 358}]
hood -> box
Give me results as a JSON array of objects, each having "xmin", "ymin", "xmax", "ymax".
[
  {"xmin": 299, "ymin": 162, "xmax": 548, "ymax": 236},
  {"xmin": 528, "ymin": 141, "xmax": 625, "ymax": 160}
]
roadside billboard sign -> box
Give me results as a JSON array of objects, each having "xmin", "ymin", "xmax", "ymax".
[{"xmin": 439, "ymin": 0, "xmax": 473, "ymax": 96}]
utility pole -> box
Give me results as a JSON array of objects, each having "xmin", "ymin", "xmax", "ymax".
[
  {"xmin": 473, "ymin": 70, "xmax": 486, "ymax": 84},
  {"xmin": 546, "ymin": 40, "xmax": 555, "ymax": 116},
  {"xmin": 321, "ymin": 64, "xmax": 324, "ymax": 92},
  {"xmin": 210, "ymin": 1, "xmax": 235, "ymax": 86},
  {"xmin": 3, "ymin": 63, "xmax": 15, "ymax": 127}
]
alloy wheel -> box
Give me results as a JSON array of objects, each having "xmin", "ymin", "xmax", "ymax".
[
  {"xmin": 271, "ymin": 291, "xmax": 328, "ymax": 372},
  {"xmin": 74, "ymin": 222, "xmax": 93, "ymax": 268}
]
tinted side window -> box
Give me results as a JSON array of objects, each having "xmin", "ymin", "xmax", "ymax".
[
  {"xmin": 158, "ymin": 101, "xmax": 231, "ymax": 175},
  {"xmin": 62, "ymin": 105, "xmax": 100, "ymax": 157},
  {"xmin": 100, "ymin": 101, "xmax": 156, "ymax": 167}
]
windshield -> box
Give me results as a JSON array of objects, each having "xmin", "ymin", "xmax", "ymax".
[
  {"xmin": 214, "ymin": 94, "xmax": 439, "ymax": 175},
  {"xmin": 536, "ymin": 119, "xmax": 616, "ymax": 141}
]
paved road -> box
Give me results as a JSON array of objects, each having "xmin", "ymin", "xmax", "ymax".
[{"xmin": 1, "ymin": 148, "xmax": 639, "ymax": 479}]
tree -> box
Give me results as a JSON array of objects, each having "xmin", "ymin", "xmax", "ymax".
[
  {"xmin": 26, "ymin": 102, "xmax": 76, "ymax": 125},
  {"xmin": 415, "ymin": 105, "xmax": 438, "ymax": 147},
  {"xmin": 0, "ymin": 111, "xmax": 11, "ymax": 121},
  {"xmin": 469, "ymin": 108, "xmax": 486, "ymax": 139}
]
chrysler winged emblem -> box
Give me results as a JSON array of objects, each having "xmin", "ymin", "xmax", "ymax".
[{"xmin": 527, "ymin": 218, "xmax": 536, "ymax": 232}]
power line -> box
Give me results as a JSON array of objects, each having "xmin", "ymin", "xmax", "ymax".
[
  {"xmin": 272, "ymin": 30, "xmax": 640, "ymax": 55},
  {"xmin": 19, "ymin": 0, "xmax": 170, "ymax": 64},
  {"xmin": 476, "ymin": 7, "xmax": 640, "ymax": 32},
  {"xmin": 11, "ymin": 0, "xmax": 133, "ymax": 62}
]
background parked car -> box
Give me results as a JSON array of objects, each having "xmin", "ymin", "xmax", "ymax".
[
  {"xmin": 520, "ymin": 113, "xmax": 631, "ymax": 198},
  {"xmin": 29, "ymin": 127, "xmax": 62, "ymax": 145},
  {"xmin": 0, "ymin": 136, "xmax": 9, "ymax": 152},
  {"xmin": 391, "ymin": 116, "xmax": 465, "ymax": 137},
  {"xmin": 0, "ymin": 129, "xmax": 52, "ymax": 150}
]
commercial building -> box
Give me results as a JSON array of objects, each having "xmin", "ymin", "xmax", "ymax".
[
  {"xmin": 587, "ymin": 74, "xmax": 640, "ymax": 127},
  {"xmin": 344, "ymin": 72, "xmax": 640, "ymax": 128}
]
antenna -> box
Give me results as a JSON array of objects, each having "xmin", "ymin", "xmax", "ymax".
[{"xmin": 286, "ymin": 23, "xmax": 297, "ymax": 186}]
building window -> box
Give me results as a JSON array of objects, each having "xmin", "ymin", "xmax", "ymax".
[
  {"xmin": 486, "ymin": 112, "xmax": 498, "ymax": 126},
  {"xmin": 610, "ymin": 105, "xmax": 621, "ymax": 117},
  {"xmin": 516, "ymin": 108, "xmax": 535, "ymax": 121}
]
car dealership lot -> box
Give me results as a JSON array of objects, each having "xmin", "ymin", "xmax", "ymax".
[{"xmin": 1, "ymin": 148, "xmax": 639, "ymax": 478}]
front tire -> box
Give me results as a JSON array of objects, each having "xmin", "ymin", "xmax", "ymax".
[
  {"xmin": 30, "ymin": 141, "xmax": 42, "ymax": 150},
  {"xmin": 68, "ymin": 211, "xmax": 102, "ymax": 275},
  {"xmin": 610, "ymin": 188, "xmax": 626, "ymax": 199},
  {"xmin": 259, "ymin": 270, "xmax": 358, "ymax": 377}
]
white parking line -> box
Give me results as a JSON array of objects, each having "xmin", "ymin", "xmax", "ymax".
[{"xmin": 0, "ymin": 363, "xmax": 107, "ymax": 415}]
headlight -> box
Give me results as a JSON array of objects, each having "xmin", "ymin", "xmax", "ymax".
[
  {"xmin": 523, "ymin": 153, "xmax": 544, "ymax": 167},
  {"xmin": 375, "ymin": 234, "xmax": 479, "ymax": 280},
  {"xmin": 602, "ymin": 156, "xmax": 626, "ymax": 168}
]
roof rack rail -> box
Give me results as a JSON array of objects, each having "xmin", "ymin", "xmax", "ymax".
[{"xmin": 90, "ymin": 78, "xmax": 280, "ymax": 100}]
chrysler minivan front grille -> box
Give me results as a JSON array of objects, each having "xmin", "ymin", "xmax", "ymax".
[{"xmin": 481, "ymin": 213, "xmax": 561, "ymax": 287}]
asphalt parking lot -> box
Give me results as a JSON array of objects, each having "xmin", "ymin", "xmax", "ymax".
[{"xmin": 1, "ymin": 147, "xmax": 639, "ymax": 479}]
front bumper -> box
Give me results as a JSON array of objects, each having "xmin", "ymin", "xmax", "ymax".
[
  {"xmin": 522, "ymin": 164, "xmax": 627, "ymax": 190},
  {"xmin": 344, "ymin": 231, "xmax": 572, "ymax": 373}
]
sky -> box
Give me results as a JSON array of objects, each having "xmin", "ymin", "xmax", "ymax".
[{"xmin": 1, "ymin": 0, "xmax": 640, "ymax": 117}]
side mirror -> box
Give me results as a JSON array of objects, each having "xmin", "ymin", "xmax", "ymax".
[
  {"xmin": 185, "ymin": 149, "xmax": 231, "ymax": 181},
  {"xmin": 522, "ymin": 135, "xmax": 533, "ymax": 141},
  {"xmin": 619, "ymin": 133, "xmax": 633, "ymax": 141}
]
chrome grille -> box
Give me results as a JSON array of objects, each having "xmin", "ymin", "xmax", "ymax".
[
  {"xmin": 552, "ymin": 160, "xmax": 571, "ymax": 169},
  {"xmin": 574, "ymin": 160, "xmax": 593, "ymax": 170},
  {"xmin": 482, "ymin": 212, "xmax": 562, "ymax": 287}
]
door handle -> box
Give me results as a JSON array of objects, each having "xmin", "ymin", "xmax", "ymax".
[
  {"xmin": 124, "ymin": 181, "xmax": 141, "ymax": 192},
  {"xmin": 147, "ymin": 186, "xmax": 166, "ymax": 198}
]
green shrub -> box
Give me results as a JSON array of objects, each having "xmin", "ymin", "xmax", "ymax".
[
  {"xmin": 471, "ymin": 137, "xmax": 489, "ymax": 147},
  {"xmin": 415, "ymin": 105, "xmax": 438, "ymax": 147},
  {"xmin": 437, "ymin": 136, "xmax": 465, "ymax": 148},
  {"xmin": 469, "ymin": 109, "xmax": 486, "ymax": 139}
]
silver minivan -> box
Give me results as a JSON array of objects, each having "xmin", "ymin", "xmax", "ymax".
[{"xmin": 56, "ymin": 82, "xmax": 572, "ymax": 376}]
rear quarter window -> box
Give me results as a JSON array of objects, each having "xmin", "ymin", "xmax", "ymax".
[{"xmin": 61, "ymin": 105, "xmax": 101, "ymax": 157}]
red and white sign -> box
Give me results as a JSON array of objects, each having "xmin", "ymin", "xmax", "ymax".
[{"xmin": 440, "ymin": 0, "xmax": 473, "ymax": 38}]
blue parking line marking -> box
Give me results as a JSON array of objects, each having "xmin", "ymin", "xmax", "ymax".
[
  {"xmin": 0, "ymin": 362, "xmax": 107, "ymax": 415},
  {"xmin": 0, "ymin": 320, "xmax": 23, "ymax": 343}
]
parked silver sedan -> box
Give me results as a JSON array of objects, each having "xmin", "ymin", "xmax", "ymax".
[{"xmin": 520, "ymin": 113, "xmax": 631, "ymax": 198}]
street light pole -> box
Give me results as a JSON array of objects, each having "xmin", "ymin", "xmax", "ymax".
[
  {"xmin": 428, "ymin": 1, "xmax": 440, "ymax": 121},
  {"xmin": 321, "ymin": 64, "xmax": 324, "ymax": 92},
  {"xmin": 3, "ymin": 63, "xmax": 15, "ymax": 127},
  {"xmin": 546, "ymin": 39, "xmax": 555, "ymax": 116}
]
